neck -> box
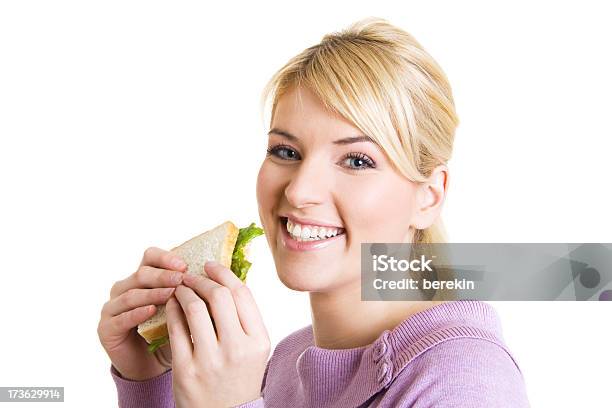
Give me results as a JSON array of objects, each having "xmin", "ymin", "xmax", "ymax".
[{"xmin": 309, "ymin": 279, "xmax": 446, "ymax": 349}]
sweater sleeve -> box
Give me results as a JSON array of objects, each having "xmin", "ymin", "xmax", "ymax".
[
  {"xmin": 233, "ymin": 397, "xmax": 265, "ymax": 407},
  {"xmin": 110, "ymin": 365, "xmax": 175, "ymax": 408},
  {"xmin": 111, "ymin": 356, "xmax": 271, "ymax": 408},
  {"xmin": 388, "ymin": 338, "xmax": 531, "ymax": 408}
]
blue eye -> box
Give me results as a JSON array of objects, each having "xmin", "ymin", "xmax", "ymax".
[
  {"xmin": 266, "ymin": 144, "xmax": 301, "ymax": 161},
  {"xmin": 266, "ymin": 144, "xmax": 375, "ymax": 171},
  {"xmin": 341, "ymin": 153, "xmax": 376, "ymax": 170}
]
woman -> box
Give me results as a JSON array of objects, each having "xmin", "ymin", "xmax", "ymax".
[{"xmin": 98, "ymin": 17, "xmax": 530, "ymax": 407}]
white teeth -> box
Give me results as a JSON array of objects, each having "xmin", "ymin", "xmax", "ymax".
[
  {"xmin": 285, "ymin": 218, "xmax": 342, "ymax": 241},
  {"xmin": 317, "ymin": 227, "xmax": 326, "ymax": 238}
]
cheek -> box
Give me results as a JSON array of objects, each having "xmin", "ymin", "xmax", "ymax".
[
  {"xmin": 256, "ymin": 161, "xmax": 288, "ymax": 221},
  {"xmin": 255, "ymin": 164, "xmax": 267, "ymax": 209},
  {"xmin": 340, "ymin": 175, "xmax": 416, "ymax": 242},
  {"xmin": 256, "ymin": 163, "xmax": 278, "ymax": 248},
  {"xmin": 256, "ymin": 162, "xmax": 277, "ymax": 214}
]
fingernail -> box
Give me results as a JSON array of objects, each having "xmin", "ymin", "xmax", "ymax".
[
  {"xmin": 171, "ymin": 272, "xmax": 183, "ymax": 284},
  {"xmin": 162, "ymin": 287, "xmax": 174, "ymax": 295},
  {"xmin": 172, "ymin": 257, "xmax": 186, "ymax": 270},
  {"xmin": 205, "ymin": 261, "xmax": 220, "ymax": 269}
]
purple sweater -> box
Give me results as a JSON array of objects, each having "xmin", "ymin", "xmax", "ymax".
[{"xmin": 111, "ymin": 301, "xmax": 530, "ymax": 407}]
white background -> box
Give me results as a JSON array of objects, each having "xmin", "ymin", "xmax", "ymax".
[{"xmin": 1, "ymin": 1, "xmax": 610, "ymax": 407}]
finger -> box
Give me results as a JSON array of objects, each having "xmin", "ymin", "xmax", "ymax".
[
  {"xmin": 106, "ymin": 304, "xmax": 158, "ymax": 337},
  {"xmin": 204, "ymin": 261, "xmax": 267, "ymax": 338},
  {"xmin": 182, "ymin": 273, "xmax": 244, "ymax": 341},
  {"xmin": 204, "ymin": 261, "xmax": 242, "ymax": 288},
  {"xmin": 173, "ymin": 285, "xmax": 217, "ymax": 353},
  {"xmin": 166, "ymin": 295, "xmax": 193, "ymax": 364},
  {"xmin": 103, "ymin": 287, "xmax": 176, "ymax": 317},
  {"xmin": 140, "ymin": 246, "xmax": 188, "ymax": 271},
  {"xmin": 110, "ymin": 266, "xmax": 184, "ymax": 299}
]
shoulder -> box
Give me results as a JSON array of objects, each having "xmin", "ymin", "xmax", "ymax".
[
  {"xmin": 387, "ymin": 337, "xmax": 530, "ymax": 408},
  {"xmin": 413, "ymin": 336, "xmax": 526, "ymax": 385},
  {"xmin": 374, "ymin": 301, "xmax": 530, "ymax": 407}
]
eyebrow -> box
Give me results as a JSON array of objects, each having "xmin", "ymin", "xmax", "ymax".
[{"xmin": 268, "ymin": 127, "xmax": 377, "ymax": 146}]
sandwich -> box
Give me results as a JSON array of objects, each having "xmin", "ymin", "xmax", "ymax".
[{"xmin": 137, "ymin": 221, "xmax": 264, "ymax": 353}]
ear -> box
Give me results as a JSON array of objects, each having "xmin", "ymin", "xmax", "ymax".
[{"xmin": 412, "ymin": 164, "xmax": 449, "ymax": 230}]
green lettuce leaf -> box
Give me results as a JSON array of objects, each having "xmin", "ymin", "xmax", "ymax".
[
  {"xmin": 147, "ymin": 335, "xmax": 169, "ymax": 354},
  {"xmin": 231, "ymin": 223, "xmax": 264, "ymax": 281}
]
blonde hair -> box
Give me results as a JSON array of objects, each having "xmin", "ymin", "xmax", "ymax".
[{"xmin": 260, "ymin": 17, "xmax": 459, "ymax": 244}]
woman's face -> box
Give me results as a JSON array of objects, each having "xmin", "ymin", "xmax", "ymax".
[{"xmin": 256, "ymin": 85, "xmax": 441, "ymax": 292}]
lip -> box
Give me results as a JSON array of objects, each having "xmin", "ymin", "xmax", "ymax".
[
  {"xmin": 281, "ymin": 214, "xmax": 344, "ymax": 229},
  {"xmin": 278, "ymin": 217, "xmax": 346, "ymax": 252}
]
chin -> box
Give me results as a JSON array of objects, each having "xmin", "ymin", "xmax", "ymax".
[{"xmin": 273, "ymin": 259, "xmax": 339, "ymax": 292}]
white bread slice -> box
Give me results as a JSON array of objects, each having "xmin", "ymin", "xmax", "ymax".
[{"xmin": 137, "ymin": 221, "xmax": 239, "ymax": 344}]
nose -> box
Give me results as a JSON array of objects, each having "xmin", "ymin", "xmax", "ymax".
[{"xmin": 284, "ymin": 157, "xmax": 329, "ymax": 209}]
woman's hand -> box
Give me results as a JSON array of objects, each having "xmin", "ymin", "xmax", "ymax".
[
  {"xmin": 167, "ymin": 261, "xmax": 270, "ymax": 408},
  {"xmin": 97, "ymin": 247, "xmax": 187, "ymax": 381}
]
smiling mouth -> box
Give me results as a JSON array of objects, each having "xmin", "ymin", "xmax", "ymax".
[{"xmin": 280, "ymin": 217, "xmax": 346, "ymax": 242}]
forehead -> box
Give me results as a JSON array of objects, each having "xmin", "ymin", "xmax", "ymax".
[{"xmin": 272, "ymin": 86, "xmax": 363, "ymax": 140}]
